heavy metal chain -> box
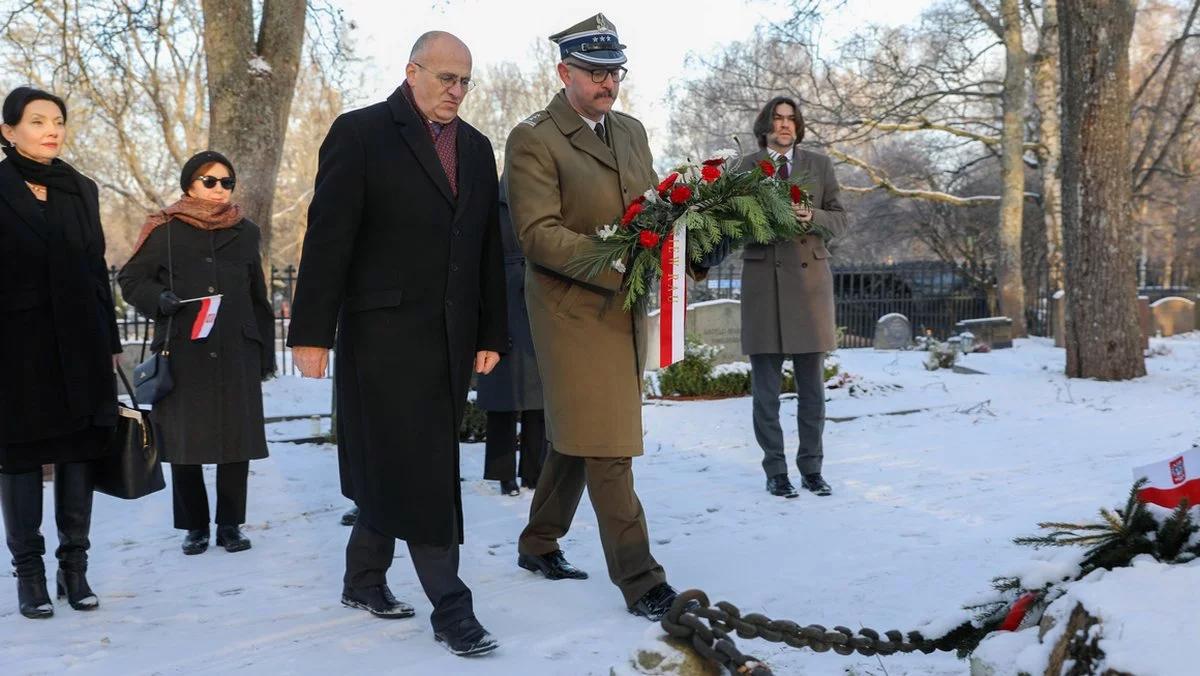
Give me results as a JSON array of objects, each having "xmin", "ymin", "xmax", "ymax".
[{"xmin": 661, "ymin": 590, "xmax": 974, "ymax": 675}]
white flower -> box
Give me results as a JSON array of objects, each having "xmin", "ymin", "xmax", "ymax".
[
  {"xmin": 681, "ymin": 165, "xmax": 702, "ymax": 183},
  {"xmin": 597, "ymin": 224, "xmax": 619, "ymax": 240},
  {"xmin": 711, "ymin": 148, "xmax": 738, "ymax": 161},
  {"xmin": 611, "ymin": 259, "xmax": 627, "ymax": 274},
  {"xmin": 642, "ymin": 189, "xmax": 660, "ymax": 203}
]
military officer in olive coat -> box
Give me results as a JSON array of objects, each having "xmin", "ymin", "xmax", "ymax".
[
  {"xmin": 735, "ymin": 96, "xmax": 847, "ymax": 499},
  {"xmin": 503, "ymin": 14, "xmax": 686, "ymax": 622}
]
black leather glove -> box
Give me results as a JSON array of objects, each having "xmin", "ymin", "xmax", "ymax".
[
  {"xmin": 698, "ymin": 236, "xmax": 734, "ymax": 269},
  {"xmin": 158, "ymin": 290, "xmax": 183, "ymax": 317}
]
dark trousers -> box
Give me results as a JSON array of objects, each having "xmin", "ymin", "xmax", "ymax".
[
  {"xmin": 344, "ymin": 510, "xmax": 474, "ymax": 632},
  {"xmin": 751, "ymin": 352, "xmax": 826, "ymax": 478},
  {"xmin": 483, "ymin": 410, "xmax": 547, "ymax": 484},
  {"xmin": 518, "ymin": 446, "xmax": 666, "ymax": 606},
  {"xmin": 170, "ymin": 462, "xmax": 249, "ymax": 530}
]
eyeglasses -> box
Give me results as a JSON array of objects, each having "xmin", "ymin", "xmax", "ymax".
[
  {"xmin": 568, "ymin": 64, "xmax": 628, "ymax": 84},
  {"xmin": 412, "ymin": 62, "xmax": 476, "ymax": 92},
  {"xmin": 195, "ymin": 175, "xmax": 235, "ymax": 190}
]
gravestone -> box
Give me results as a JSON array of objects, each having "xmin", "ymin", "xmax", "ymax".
[
  {"xmin": 956, "ymin": 317, "xmax": 1013, "ymax": 349},
  {"xmin": 646, "ymin": 299, "xmax": 743, "ymax": 369},
  {"xmin": 873, "ymin": 313, "xmax": 912, "ymax": 350},
  {"xmin": 1150, "ymin": 296, "xmax": 1195, "ymax": 337}
]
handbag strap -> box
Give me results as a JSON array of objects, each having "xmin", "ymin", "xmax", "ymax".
[
  {"xmin": 162, "ymin": 221, "xmax": 174, "ymax": 357},
  {"xmin": 115, "ymin": 365, "xmax": 143, "ymax": 413}
]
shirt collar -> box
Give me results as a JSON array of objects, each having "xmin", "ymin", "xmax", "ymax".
[
  {"xmin": 767, "ymin": 147, "xmax": 795, "ymax": 165},
  {"xmin": 578, "ymin": 113, "xmax": 605, "ymax": 130}
]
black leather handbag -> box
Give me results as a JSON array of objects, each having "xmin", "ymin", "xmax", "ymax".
[
  {"xmin": 132, "ymin": 222, "xmax": 174, "ymax": 405},
  {"xmin": 96, "ymin": 353, "xmax": 166, "ymax": 499}
]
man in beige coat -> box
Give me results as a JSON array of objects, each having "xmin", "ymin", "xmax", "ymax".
[
  {"xmin": 503, "ymin": 14, "xmax": 685, "ymax": 621},
  {"xmin": 737, "ymin": 96, "xmax": 847, "ymax": 499}
]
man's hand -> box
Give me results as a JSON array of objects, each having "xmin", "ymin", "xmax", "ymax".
[
  {"xmin": 792, "ymin": 202, "xmax": 814, "ymax": 223},
  {"xmin": 475, "ymin": 350, "xmax": 500, "ymax": 375},
  {"xmin": 293, "ymin": 346, "xmax": 329, "ymax": 378}
]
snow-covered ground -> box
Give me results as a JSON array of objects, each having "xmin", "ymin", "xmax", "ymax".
[{"xmin": 4, "ymin": 336, "xmax": 1199, "ymax": 675}]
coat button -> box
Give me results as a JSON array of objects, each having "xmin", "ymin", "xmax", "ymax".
[
  {"xmin": 775, "ymin": 261, "xmax": 782, "ymax": 268},
  {"xmin": 445, "ymin": 299, "xmax": 453, "ymax": 307},
  {"xmin": 209, "ymin": 352, "xmax": 218, "ymax": 358},
  {"xmin": 801, "ymin": 262, "xmax": 809, "ymax": 268},
  {"xmin": 450, "ymin": 263, "xmax": 459, "ymax": 272},
  {"xmin": 204, "ymin": 257, "xmax": 213, "ymax": 263},
  {"xmin": 207, "ymin": 286, "xmax": 215, "ymax": 293},
  {"xmin": 453, "ymin": 228, "xmax": 462, "ymax": 237}
]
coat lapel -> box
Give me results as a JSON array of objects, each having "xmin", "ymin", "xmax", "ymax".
[
  {"xmin": 0, "ymin": 159, "xmax": 49, "ymax": 243},
  {"xmin": 548, "ymin": 91, "xmax": 617, "ymax": 172},
  {"xmin": 387, "ymin": 87, "xmax": 455, "ymax": 207},
  {"xmin": 212, "ymin": 220, "xmax": 244, "ymax": 250}
]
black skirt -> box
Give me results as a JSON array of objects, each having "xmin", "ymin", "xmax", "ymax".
[{"xmin": 0, "ymin": 424, "xmax": 114, "ymax": 474}]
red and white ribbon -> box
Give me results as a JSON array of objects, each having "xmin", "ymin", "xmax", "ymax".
[
  {"xmin": 188, "ymin": 294, "xmax": 222, "ymax": 340},
  {"xmin": 659, "ymin": 220, "xmax": 686, "ymax": 368}
]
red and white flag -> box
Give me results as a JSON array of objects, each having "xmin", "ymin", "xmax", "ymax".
[
  {"xmin": 658, "ymin": 220, "xmax": 686, "ymax": 368},
  {"xmin": 1133, "ymin": 449, "xmax": 1200, "ymax": 508},
  {"xmin": 188, "ymin": 294, "xmax": 222, "ymax": 341}
]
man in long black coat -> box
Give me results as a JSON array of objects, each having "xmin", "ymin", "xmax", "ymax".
[{"xmin": 286, "ymin": 31, "xmax": 507, "ymax": 657}]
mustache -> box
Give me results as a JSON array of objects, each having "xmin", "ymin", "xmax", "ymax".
[{"xmin": 593, "ymin": 89, "xmax": 614, "ymax": 100}]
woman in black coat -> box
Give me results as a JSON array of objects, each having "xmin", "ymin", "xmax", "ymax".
[
  {"xmin": 118, "ymin": 151, "xmax": 275, "ymax": 556},
  {"xmin": 475, "ymin": 182, "xmax": 546, "ymax": 495},
  {"xmin": 0, "ymin": 87, "xmax": 120, "ymax": 618}
]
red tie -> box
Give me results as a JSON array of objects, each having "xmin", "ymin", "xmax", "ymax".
[{"xmin": 779, "ymin": 156, "xmax": 790, "ymax": 179}]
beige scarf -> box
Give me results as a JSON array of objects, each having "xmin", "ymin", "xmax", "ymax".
[{"xmin": 132, "ymin": 195, "xmax": 242, "ymax": 254}]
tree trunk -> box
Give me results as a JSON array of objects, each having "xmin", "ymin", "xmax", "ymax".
[
  {"xmin": 1034, "ymin": 0, "xmax": 1064, "ymax": 295},
  {"xmin": 201, "ymin": 0, "xmax": 306, "ymax": 262},
  {"xmin": 995, "ymin": 0, "xmax": 1028, "ymax": 336},
  {"xmin": 1059, "ymin": 0, "xmax": 1146, "ymax": 380}
]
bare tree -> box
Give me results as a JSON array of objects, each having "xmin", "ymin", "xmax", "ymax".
[
  {"xmin": 201, "ymin": 0, "xmax": 306, "ymax": 262},
  {"xmin": 1059, "ymin": 0, "xmax": 1145, "ymax": 380}
]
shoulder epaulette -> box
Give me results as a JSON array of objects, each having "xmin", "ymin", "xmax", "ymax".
[{"xmin": 519, "ymin": 111, "xmax": 549, "ymax": 128}]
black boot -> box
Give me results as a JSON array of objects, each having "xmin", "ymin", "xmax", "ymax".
[
  {"xmin": 54, "ymin": 462, "xmax": 99, "ymax": 611},
  {"xmin": 340, "ymin": 506, "xmax": 358, "ymax": 526},
  {"xmin": 1, "ymin": 470, "xmax": 53, "ymax": 619},
  {"xmin": 215, "ymin": 524, "xmax": 252, "ymax": 552},
  {"xmin": 499, "ymin": 479, "xmax": 519, "ymax": 496},
  {"xmin": 182, "ymin": 528, "xmax": 210, "ymax": 555}
]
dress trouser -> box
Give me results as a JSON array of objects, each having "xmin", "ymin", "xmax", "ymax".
[
  {"xmin": 483, "ymin": 410, "xmax": 547, "ymax": 484},
  {"xmin": 344, "ymin": 510, "xmax": 474, "ymax": 632},
  {"xmin": 750, "ymin": 352, "xmax": 826, "ymax": 478},
  {"xmin": 518, "ymin": 446, "xmax": 666, "ymax": 606},
  {"xmin": 170, "ymin": 461, "xmax": 249, "ymax": 530}
]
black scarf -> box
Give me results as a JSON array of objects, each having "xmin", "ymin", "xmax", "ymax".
[{"xmin": 3, "ymin": 144, "xmax": 110, "ymax": 420}]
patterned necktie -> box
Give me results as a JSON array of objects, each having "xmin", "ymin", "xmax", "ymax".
[
  {"xmin": 594, "ymin": 121, "xmax": 607, "ymax": 144},
  {"xmin": 779, "ymin": 155, "xmax": 790, "ymax": 180}
]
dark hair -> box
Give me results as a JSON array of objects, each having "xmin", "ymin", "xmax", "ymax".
[
  {"xmin": 752, "ymin": 96, "xmax": 804, "ymax": 149},
  {"xmin": 2, "ymin": 86, "xmax": 68, "ymax": 127}
]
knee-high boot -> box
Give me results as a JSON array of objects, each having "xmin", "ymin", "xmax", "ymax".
[
  {"xmin": 54, "ymin": 461, "xmax": 98, "ymax": 610},
  {"xmin": 0, "ymin": 469, "xmax": 53, "ymax": 618}
]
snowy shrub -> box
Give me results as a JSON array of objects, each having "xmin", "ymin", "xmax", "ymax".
[
  {"xmin": 459, "ymin": 398, "xmax": 487, "ymax": 442},
  {"xmin": 657, "ymin": 338, "xmax": 718, "ymax": 396},
  {"xmin": 923, "ymin": 340, "xmax": 959, "ymax": 370}
]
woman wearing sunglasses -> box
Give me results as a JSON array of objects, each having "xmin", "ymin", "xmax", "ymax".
[
  {"xmin": 0, "ymin": 86, "xmax": 122, "ymax": 618},
  {"xmin": 118, "ymin": 150, "xmax": 275, "ymax": 555}
]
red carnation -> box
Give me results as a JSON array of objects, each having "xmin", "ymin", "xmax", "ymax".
[
  {"xmin": 758, "ymin": 159, "xmax": 776, "ymax": 177},
  {"xmin": 701, "ymin": 165, "xmax": 721, "ymax": 183},
  {"xmin": 620, "ymin": 200, "xmax": 645, "ymax": 226},
  {"xmin": 702, "ymin": 158, "xmax": 726, "ymax": 167},
  {"xmin": 656, "ymin": 172, "xmax": 679, "ymax": 195},
  {"xmin": 638, "ymin": 230, "xmax": 661, "ymax": 248},
  {"xmin": 669, "ymin": 185, "xmax": 693, "ymax": 204},
  {"xmin": 790, "ymin": 184, "xmax": 807, "ymax": 204}
]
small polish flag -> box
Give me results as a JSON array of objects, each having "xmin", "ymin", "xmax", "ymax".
[
  {"xmin": 188, "ymin": 294, "xmax": 222, "ymax": 341},
  {"xmin": 1133, "ymin": 449, "xmax": 1200, "ymax": 508}
]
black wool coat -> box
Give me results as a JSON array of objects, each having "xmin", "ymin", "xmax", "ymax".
[
  {"xmin": 118, "ymin": 218, "xmax": 274, "ymax": 465},
  {"xmin": 286, "ymin": 86, "xmax": 508, "ymax": 547},
  {"xmin": 475, "ymin": 181, "xmax": 543, "ymax": 413},
  {"xmin": 0, "ymin": 159, "xmax": 120, "ymax": 450}
]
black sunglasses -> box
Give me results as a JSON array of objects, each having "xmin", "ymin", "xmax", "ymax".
[{"xmin": 195, "ymin": 175, "xmax": 235, "ymax": 190}]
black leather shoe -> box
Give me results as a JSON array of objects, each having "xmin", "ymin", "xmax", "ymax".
[
  {"xmin": 629, "ymin": 582, "xmax": 688, "ymax": 622},
  {"xmin": 517, "ymin": 550, "xmax": 589, "ymax": 580},
  {"xmin": 434, "ymin": 617, "xmax": 499, "ymax": 656},
  {"xmin": 766, "ymin": 474, "xmax": 799, "ymax": 498},
  {"xmin": 801, "ymin": 474, "xmax": 832, "ymax": 496},
  {"xmin": 341, "ymin": 584, "xmax": 416, "ymax": 619},
  {"xmin": 499, "ymin": 479, "xmax": 520, "ymax": 496},
  {"xmin": 340, "ymin": 506, "xmax": 358, "ymax": 526},
  {"xmin": 215, "ymin": 525, "xmax": 252, "ymax": 552},
  {"xmin": 56, "ymin": 568, "xmax": 98, "ymax": 610},
  {"xmin": 182, "ymin": 528, "xmax": 209, "ymax": 555}
]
